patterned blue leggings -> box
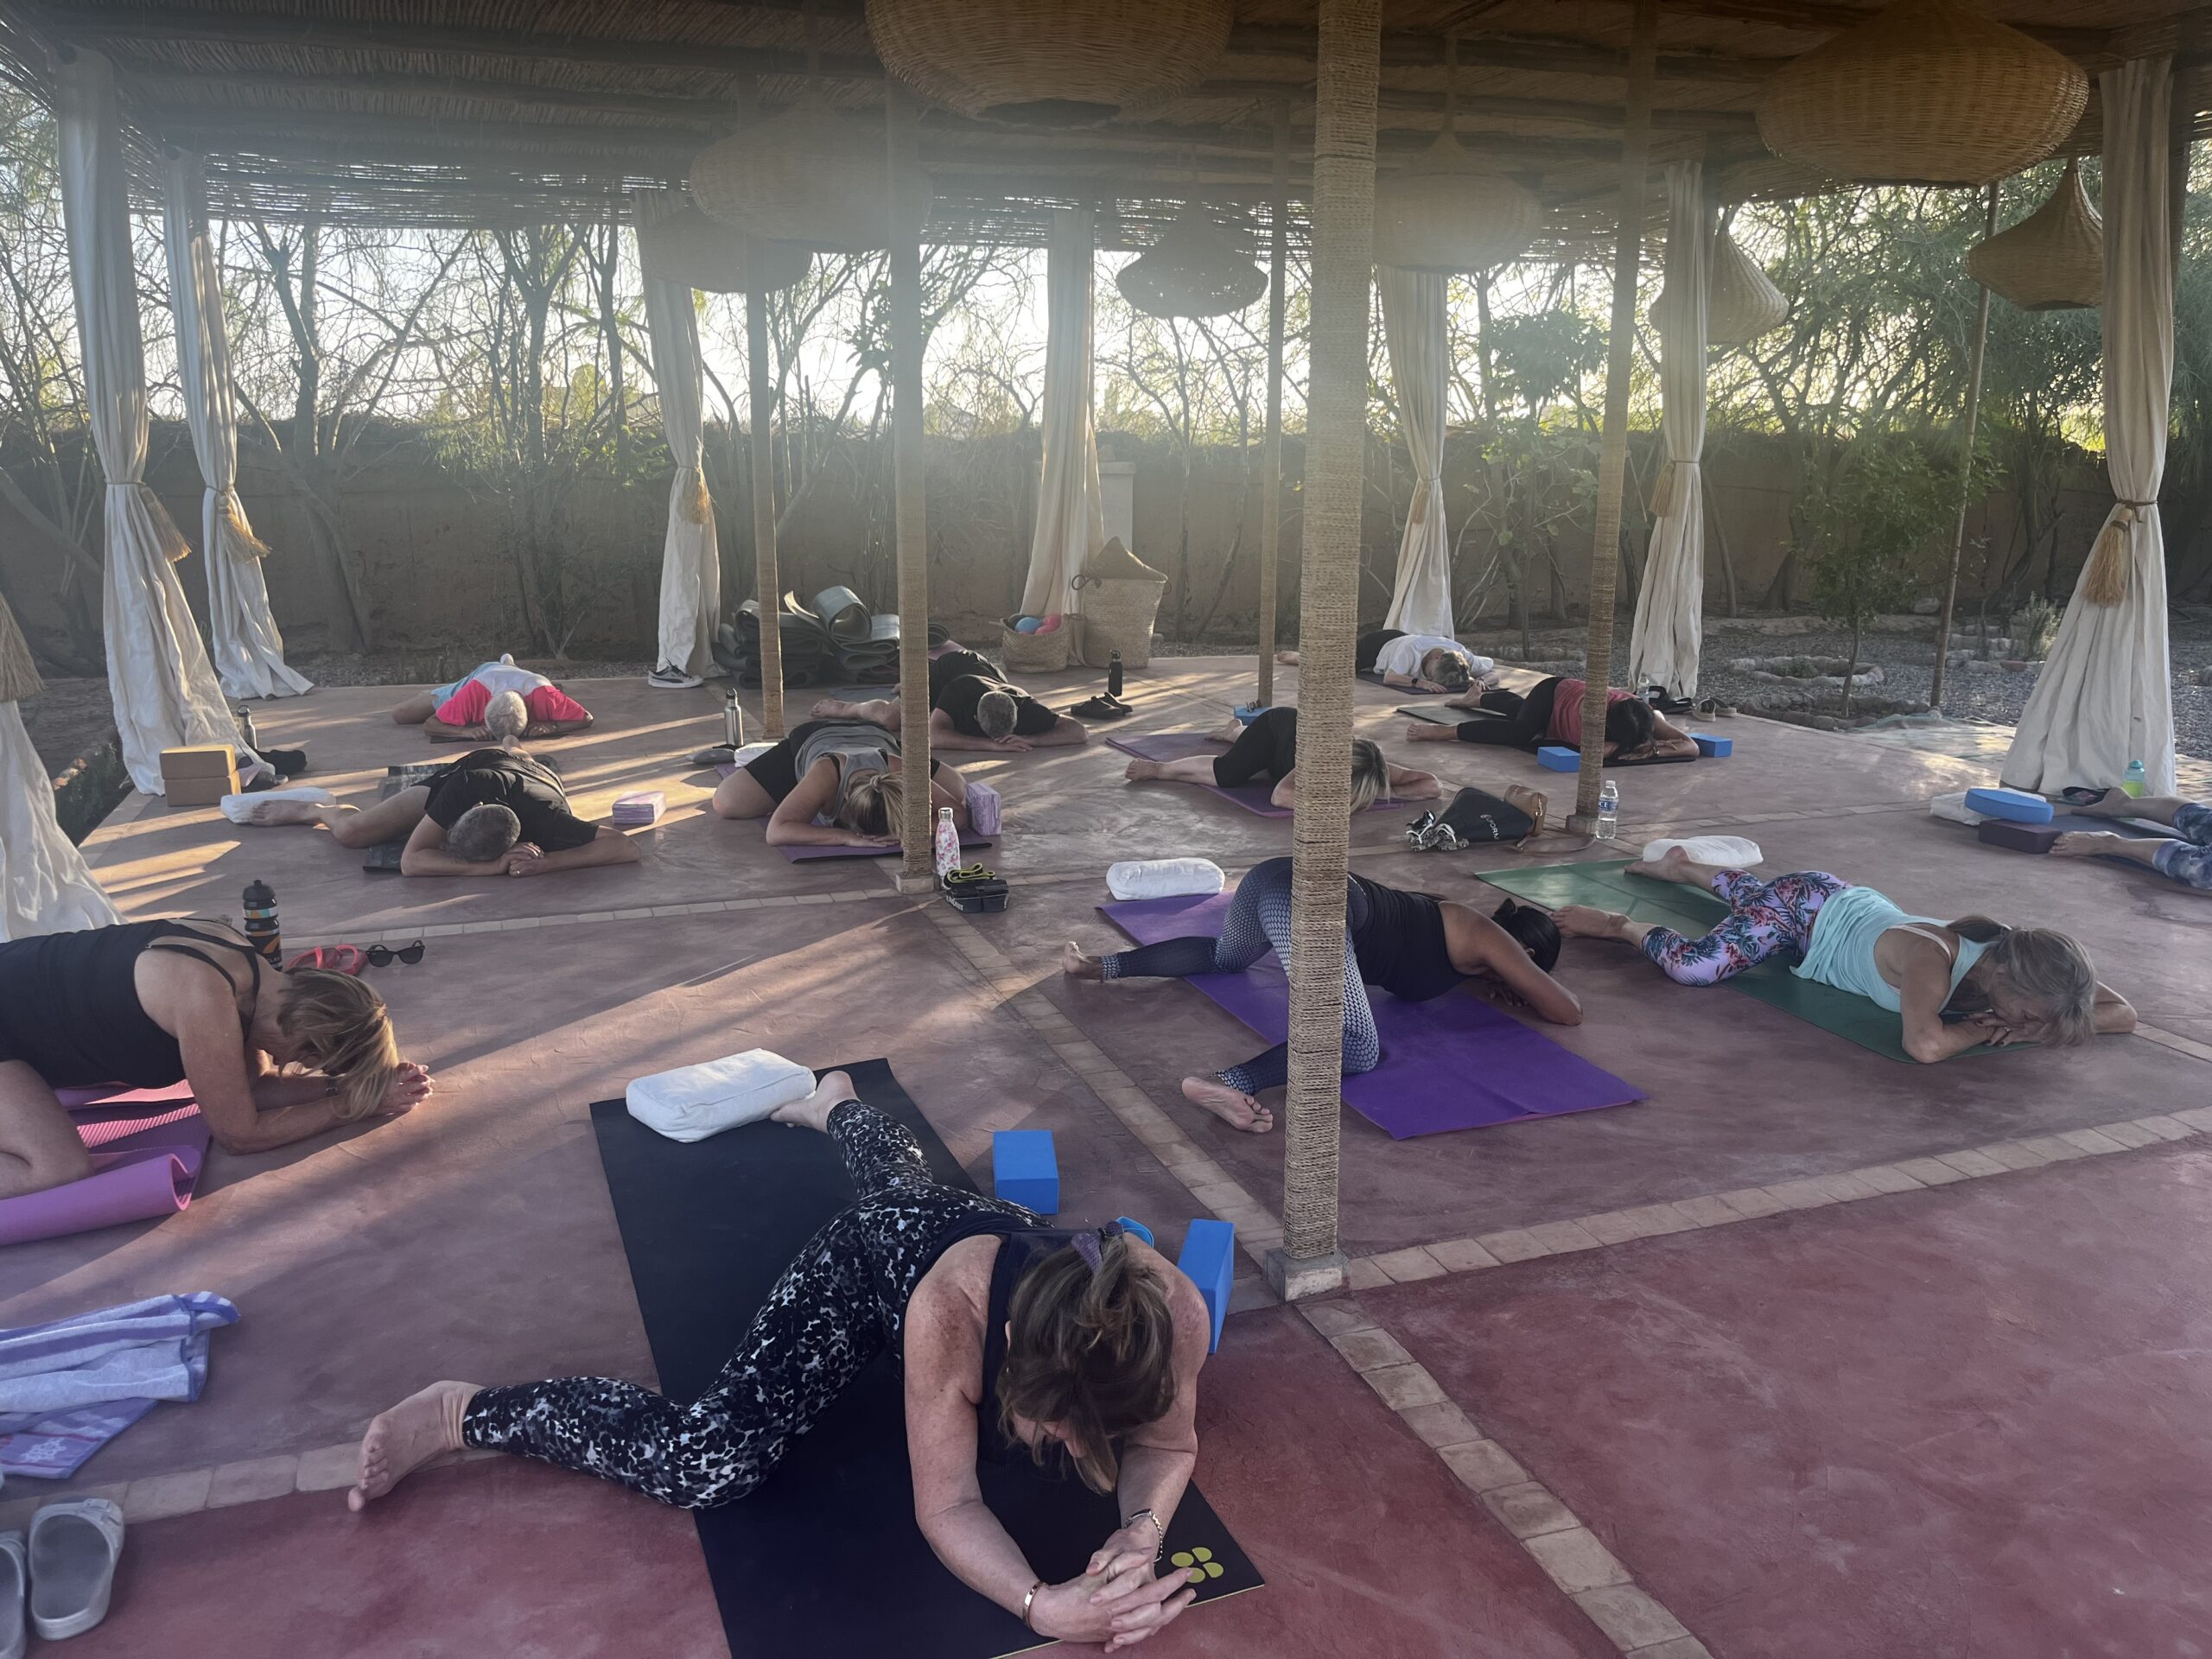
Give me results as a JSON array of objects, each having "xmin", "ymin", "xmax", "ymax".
[
  {"xmin": 1639, "ymin": 869, "xmax": 1850, "ymax": 986},
  {"xmin": 2152, "ymin": 802, "xmax": 2212, "ymax": 890},
  {"xmin": 1100, "ymin": 855, "xmax": 1380, "ymax": 1094}
]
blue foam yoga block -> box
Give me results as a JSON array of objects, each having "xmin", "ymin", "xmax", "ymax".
[
  {"xmin": 1691, "ymin": 733, "xmax": 1732, "ymax": 758},
  {"xmin": 1177, "ymin": 1218, "xmax": 1235, "ymax": 1352},
  {"xmin": 1536, "ymin": 746, "xmax": 1579, "ymax": 772},
  {"xmin": 1113, "ymin": 1216, "xmax": 1154, "ymax": 1247},
  {"xmin": 1233, "ymin": 703, "xmax": 1268, "ymax": 724},
  {"xmin": 1965, "ymin": 786, "xmax": 2052, "ymax": 823},
  {"xmin": 991, "ymin": 1130, "xmax": 1058, "ymax": 1215}
]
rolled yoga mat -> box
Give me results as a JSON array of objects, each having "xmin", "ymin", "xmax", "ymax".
[
  {"xmin": 1099, "ymin": 893, "xmax": 1643, "ymax": 1137},
  {"xmin": 588, "ymin": 1058, "xmax": 1262, "ymax": 1659},
  {"xmin": 1478, "ymin": 859, "xmax": 2010, "ymax": 1065},
  {"xmin": 1106, "ymin": 732, "xmax": 1395, "ymax": 819},
  {"xmin": 0, "ymin": 1094, "xmax": 212, "ymax": 1249}
]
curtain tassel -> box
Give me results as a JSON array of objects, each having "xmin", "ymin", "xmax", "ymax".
[
  {"xmin": 677, "ymin": 465, "xmax": 713, "ymax": 526},
  {"xmin": 218, "ymin": 490, "xmax": 274, "ymax": 562},
  {"xmin": 1649, "ymin": 461, "xmax": 1677, "ymax": 520},
  {"xmin": 139, "ymin": 485, "xmax": 194, "ymax": 564},
  {"xmin": 2083, "ymin": 501, "xmax": 2145, "ymax": 607}
]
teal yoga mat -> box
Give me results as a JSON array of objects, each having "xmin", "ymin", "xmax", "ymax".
[{"xmin": 1478, "ymin": 860, "xmax": 2004, "ymax": 1065}]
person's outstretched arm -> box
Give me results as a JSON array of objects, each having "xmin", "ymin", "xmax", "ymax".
[
  {"xmin": 1386, "ymin": 763, "xmax": 1442, "ymax": 800},
  {"xmin": 397, "ymin": 816, "xmax": 512, "ymax": 877},
  {"xmin": 505, "ymin": 825, "xmax": 641, "ymax": 876},
  {"xmin": 927, "ymin": 709, "xmax": 1028, "ymax": 752},
  {"xmin": 421, "ymin": 717, "xmax": 490, "ymax": 743},
  {"xmin": 2094, "ymin": 981, "xmax": 2137, "ymax": 1034}
]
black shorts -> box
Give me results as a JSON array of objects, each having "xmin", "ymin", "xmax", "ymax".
[
  {"xmin": 741, "ymin": 721, "xmax": 938, "ymax": 805},
  {"xmin": 1213, "ymin": 706, "xmax": 1300, "ymax": 786},
  {"xmin": 1355, "ymin": 628, "xmax": 1406, "ymax": 676}
]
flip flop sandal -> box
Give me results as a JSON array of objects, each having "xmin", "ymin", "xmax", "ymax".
[
  {"xmin": 0, "ymin": 1531, "xmax": 23, "ymax": 1659},
  {"xmin": 29, "ymin": 1498, "xmax": 122, "ymax": 1641},
  {"xmin": 288, "ymin": 944, "xmax": 367, "ymax": 975},
  {"xmin": 1069, "ymin": 696, "xmax": 1133, "ymax": 721}
]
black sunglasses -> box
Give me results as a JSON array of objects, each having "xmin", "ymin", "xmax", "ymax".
[{"xmin": 365, "ymin": 940, "xmax": 425, "ymax": 968}]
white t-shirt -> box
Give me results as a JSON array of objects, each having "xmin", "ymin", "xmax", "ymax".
[
  {"xmin": 1372, "ymin": 633, "xmax": 1490, "ymax": 681},
  {"xmin": 468, "ymin": 661, "xmax": 552, "ymax": 697}
]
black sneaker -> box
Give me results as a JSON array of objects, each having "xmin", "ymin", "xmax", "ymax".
[{"xmin": 647, "ymin": 664, "xmax": 702, "ymax": 690}]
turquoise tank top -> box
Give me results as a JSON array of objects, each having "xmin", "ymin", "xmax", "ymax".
[{"xmin": 1793, "ymin": 884, "xmax": 1989, "ymax": 1013}]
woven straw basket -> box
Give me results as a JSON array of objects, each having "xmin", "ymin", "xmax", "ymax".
[
  {"xmin": 1706, "ymin": 226, "xmax": 1789, "ymax": 347},
  {"xmin": 865, "ymin": 0, "xmax": 1235, "ymax": 126},
  {"xmin": 693, "ymin": 102, "xmax": 893, "ymax": 251},
  {"xmin": 1966, "ymin": 159, "xmax": 2104, "ymax": 311},
  {"xmin": 1753, "ymin": 0, "xmax": 2086, "ymax": 188},
  {"xmin": 1116, "ymin": 209, "xmax": 1268, "ymax": 320},
  {"xmin": 1001, "ymin": 614, "xmax": 1077, "ymax": 673},
  {"xmin": 638, "ymin": 204, "xmax": 810, "ymax": 295},
  {"xmin": 1373, "ymin": 136, "xmax": 1542, "ymax": 274},
  {"xmin": 1071, "ymin": 540, "xmax": 1168, "ymax": 668}
]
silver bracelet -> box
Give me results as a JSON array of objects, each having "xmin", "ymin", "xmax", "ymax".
[
  {"xmin": 1021, "ymin": 1580, "xmax": 1043, "ymax": 1630},
  {"xmin": 1126, "ymin": 1508, "xmax": 1166, "ymax": 1560}
]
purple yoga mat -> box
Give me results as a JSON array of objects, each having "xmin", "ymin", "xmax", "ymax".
[
  {"xmin": 1107, "ymin": 732, "xmax": 1397, "ymax": 819},
  {"xmin": 781, "ymin": 832, "xmax": 994, "ymax": 862},
  {"xmin": 0, "ymin": 1104, "xmax": 212, "ymax": 1247},
  {"xmin": 1101, "ymin": 892, "xmax": 1643, "ymax": 1138}
]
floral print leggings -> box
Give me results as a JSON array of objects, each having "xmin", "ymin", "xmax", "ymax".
[
  {"xmin": 1638, "ymin": 869, "xmax": 1850, "ymax": 986},
  {"xmin": 460, "ymin": 1101, "xmax": 1037, "ymax": 1509}
]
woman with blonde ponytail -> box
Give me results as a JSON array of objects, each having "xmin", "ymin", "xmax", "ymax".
[
  {"xmin": 0, "ymin": 919, "xmax": 429, "ymax": 1198},
  {"xmin": 354, "ymin": 1071, "xmax": 1210, "ymax": 1649},
  {"xmin": 712, "ymin": 718, "xmax": 971, "ymax": 848}
]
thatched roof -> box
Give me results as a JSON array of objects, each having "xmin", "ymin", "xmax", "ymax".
[{"xmin": 1, "ymin": 2, "xmax": 2207, "ymax": 256}]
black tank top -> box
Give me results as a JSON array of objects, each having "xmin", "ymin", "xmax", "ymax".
[
  {"xmin": 0, "ymin": 921, "xmax": 260, "ymax": 1087},
  {"xmin": 1347, "ymin": 874, "xmax": 1462, "ymax": 1003}
]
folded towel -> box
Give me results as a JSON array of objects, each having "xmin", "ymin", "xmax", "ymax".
[
  {"xmin": 1107, "ymin": 858, "xmax": 1227, "ymax": 901},
  {"xmin": 0, "ymin": 1293, "xmax": 238, "ymax": 1417},
  {"xmin": 966, "ymin": 781, "xmax": 1001, "ymax": 837},
  {"xmin": 1639, "ymin": 836, "xmax": 1763, "ymax": 868},
  {"xmin": 219, "ymin": 785, "xmax": 335, "ymax": 823},
  {"xmin": 626, "ymin": 1050, "xmax": 815, "ymax": 1143},
  {"xmin": 1928, "ymin": 791, "xmax": 1986, "ymax": 827}
]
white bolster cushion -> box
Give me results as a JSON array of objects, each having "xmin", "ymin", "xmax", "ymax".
[
  {"xmin": 626, "ymin": 1049, "xmax": 816, "ymax": 1143},
  {"xmin": 1107, "ymin": 858, "xmax": 1227, "ymax": 901},
  {"xmin": 1639, "ymin": 835, "xmax": 1764, "ymax": 868}
]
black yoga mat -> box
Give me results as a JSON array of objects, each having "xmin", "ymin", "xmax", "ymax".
[{"xmin": 588, "ymin": 1058, "xmax": 1262, "ymax": 1659}]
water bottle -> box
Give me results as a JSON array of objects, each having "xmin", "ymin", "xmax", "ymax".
[
  {"xmin": 241, "ymin": 878, "xmax": 281, "ymax": 966},
  {"xmin": 235, "ymin": 704, "xmax": 258, "ymax": 751},
  {"xmin": 1595, "ymin": 779, "xmax": 1619, "ymax": 842},
  {"xmin": 2123, "ymin": 759, "xmax": 2146, "ymax": 798},
  {"xmin": 933, "ymin": 806, "xmax": 961, "ymax": 880},
  {"xmin": 723, "ymin": 690, "xmax": 746, "ymax": 750},
  {"xmin": 1107, "ymin": 650, "xmax": 1124, "ymax": 700}
]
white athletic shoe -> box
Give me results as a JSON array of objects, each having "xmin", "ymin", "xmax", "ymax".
[{"xmin": 647, "ymin": 664, "xmax": 703, "ymax": 690}]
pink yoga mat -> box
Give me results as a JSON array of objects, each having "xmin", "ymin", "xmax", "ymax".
[
  {"xmin": 0, "ymin": 1098, "xmax": 212, "ymax": 1247},
  {"xmin": 1107, "ymin": 732, "xmax": 1397, "ymax": 819},
  {"xmin": 1101, "ymin": 892, "xmax": 1643, "ymax": 1138}
]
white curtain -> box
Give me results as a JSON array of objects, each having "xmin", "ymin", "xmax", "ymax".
[
  {"xmin": 1628, "ymin": 161, "xmax": 1709, "ymax": 700},
  {"xmin": 58, "ymin": 51, "xmax": 253, "ymax": 795},
  {"xmin": 1, "ymin": 702, "xmax": 119, "ymax": 941},
  {"xmin": 1379, "ymin": 267, "xmax": 1454, "ymax": 637},
  {"xmin": 2004, "ymin": 59, "xmax": 2177, "ymax": 797},
  {"xmin": 634, "ymin": 187, "xmax": 721, "ymax": 680},
  {"xmin": 1021, "ymin": 207, "xmax": 1105, "ymax": 617},
  {"xmin": 162, "ymin": 150, "xmax": 310, "ymax": 702}
]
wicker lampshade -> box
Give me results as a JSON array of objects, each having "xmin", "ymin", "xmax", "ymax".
[
  {"xmin": 0, "ymin": 593, "xmax": 42, "ymax": 703},
  {"xmin": 1116, "ymin": 209, "xmax": 1268, "ymax": 319},
  {"xmin": 638, "ymin": 204, "xmax": 810, "ymax": 295},
  {"xmin": 1754, "ymin": 0, "xmax": 2087, "ymax": 187},
  {"xmin": 1372, "ymin": 134, "xmax": 1542, "ymax": 274},
  {"xmin": 1966, "ymin": 159, "xmax": 2104, "ymax": 311},
  {"xmin": 865, "ymin": 0, "xmax": 1235, "ymax": 127},
  {"xmin": 692, "ymin": 102, "xmax": 893, "ymax": 251},
  {"xmin": 1704, "ymin": 225, "xmax": 1789, "ymax": 348}
]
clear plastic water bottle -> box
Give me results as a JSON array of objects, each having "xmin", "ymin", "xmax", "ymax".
[
  {"xmin": 1595, "ymin": 779, "xmax": 1619, "ymax": 842},
  {"xmin": 2123, "ymin": 759, "xmax": 2146, "ymax": 798},
  {"xmin": 933, "ymin": 806, "xmax": 961, "ymax": 880}
]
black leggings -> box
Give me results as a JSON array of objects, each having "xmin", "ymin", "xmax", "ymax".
[
  {"xmin": 1451, "ymin": 677, "xmax": 1560, "ymax": 749},
  {"xmin": 1213, "ymin": 707, "xmax": 1300, "ymax": 787},
  {"xmin": 459, "ymin": 1102, "xmax": 1036, "ymax": 1509}
]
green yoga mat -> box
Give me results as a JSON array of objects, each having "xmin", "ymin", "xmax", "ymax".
[{"xmin": 1479, "ymin": 860, "xmax": 1998, "ymax": 1065}]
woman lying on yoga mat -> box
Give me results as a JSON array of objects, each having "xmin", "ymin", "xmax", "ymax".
[
  {"xmin": 353, "ymin": 1070, "xmax": 1208, "ymax": 1650},
  {"xmin": 389, "ymin": 655, "xmax": 594, "ymax": 741},
  {"xmin": 810, "ymin": 646, "xmax": 1090, "ymax": 753},
  {"xmin": 1405, "ymin": 676, "xmax": 1698, "ymax": 760},
  {"xmin": 2052, "ymin": 788, "xmax": 2212, "ymax": 890},
  {"xmin": 710, "ymin": 718, "xmax": 971, "ymax": 847},
  {"xmin": 0, "ymin": 920, "xmax": 429, "ymax": 1198},
  {"xmin": 1553, "ymin": 847, "xmax": 2136, "ymax": 1062},
  {"xmin": 1123, "ymin": 707, "xmax": 1440, "ymax": 812},
  {"xmin": 1063, "ymin": 857, "xmax": 1580, "ymax": 1131},
  {"xmin": 1277, "ymin": 631, "xmax": 1494, "ymax": 694}
]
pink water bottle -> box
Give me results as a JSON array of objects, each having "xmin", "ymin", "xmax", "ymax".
[{"xmin": 934, "ymin": 807, "xmax": 961, "ymax": 880}]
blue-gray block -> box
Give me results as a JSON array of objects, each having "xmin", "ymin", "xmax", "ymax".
[
  {"xmin": 991, "ymin": 1129, "xmax": 1058, "ymax": 1215},
  {"xmin": 1177, "ymin": 1218, "xmax": 1235, "ymax": 1352},
  {"xmin": 1537, "ymin": 746, "xmax": 1579, "ymax": 772}
]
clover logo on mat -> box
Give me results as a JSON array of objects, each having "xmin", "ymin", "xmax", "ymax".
[{"xmin": 1170, "ymin": 1547, "xmax": 1224, "ymax": 1586}]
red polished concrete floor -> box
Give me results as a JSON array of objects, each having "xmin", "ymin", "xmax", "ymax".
[{"xmin": 1361, "ymin": 1142, "xmax": 2212, "ymax": 1657}]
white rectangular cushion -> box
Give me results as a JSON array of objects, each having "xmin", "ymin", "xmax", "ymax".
[
  {"xmin": 626, "ymin": 1050, "xmax": 815, "ymax": 1143},
  {"xmin": 1108, "ymin": 858, "xmax": 1227, "ymax": 901}
]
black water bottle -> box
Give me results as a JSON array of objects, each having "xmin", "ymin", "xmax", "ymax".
[
  {"xmin": 236, "ymin": 705, "xmax": 258, "ymax": 751},
  {"xmin": 1107, "ymin": 650, "xmax": 1124, "ymax": 700},
  {"xmin": 242, "ymin": 879, "xmax": 281, "ymax": 967}
]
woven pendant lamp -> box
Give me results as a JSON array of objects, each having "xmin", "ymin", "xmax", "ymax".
[
  {"xmin": 0, "ymin": 592, "xmax": 42, "ymax": 703},
  {"xmin": 693, "ymin": 101, "xmax": 893, "ymax": 251},
  {"xmin": 1116, "ymin": 207, "xmax": 1268, "ymax": 319},
  {"xmin": 1755, "ymin": 0, "xmax": 2087, "ymax": 187},
  {"xmin": 1705, "ymin": 224, "xmax": 1788, "ymax": 347},
  {"xmin": 1965, "ymin": 158, "xmax": 2103, "ymax": 310},
  {"xmin": 865, "ymin": 0, "xmax": 1235, "ymax": 127},
  {"xmin": 639, "ymin": 204, "xmax": 810, "ymax": 295},
  {"xmin": 1373, "ymin": 37, "xmax": 1541, "ymax": 274}
]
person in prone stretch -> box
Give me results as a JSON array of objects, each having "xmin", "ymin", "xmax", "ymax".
[
  {"xmin": 251, "ymin": 692, "xmax": 641, "ymax": 878},
  {"xmin": 1406, "ymin": 675, "xmax": 1698, "ymax": 761},
  {"xmin": 810, "ymin": 647, "xmax": 1089, "ymax": 753},
  {"xmin": 353, "ymin": 1070, "xmax": 1211, "ymax": 1652},
  {"xmin": 1063, "ymin": 857, "xmax": 1580, "ymax": 1131},
  {"xmin": 1276, "ymin": 630, "xmax": 1493, "ymax": 696},
  {"xmin": 2051, "ymin": 787, "xmax": 2212, "ymax": 890},
  {"xmin": 1553, "ymin": 846, "xmax": 2135, "ymax": 1062},
  {"xmin": 1122, "ymin": 706, "xmax": 1440, "ymax": 812},
  {"xmin": 0, "ymin": 919, "xmax": 430, "ymax": 1198},
  {"xmin": 710, "ymin": 717, "xmax": 969, "ymax": 848},
  {"xmin": 390, "ymin": 654, "xmax": 592, "ymax": 741}
]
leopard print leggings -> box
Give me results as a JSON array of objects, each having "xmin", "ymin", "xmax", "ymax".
[{"xmin": 460, "ymin": 1100, "xmax": 1038, "ymax": 1508}]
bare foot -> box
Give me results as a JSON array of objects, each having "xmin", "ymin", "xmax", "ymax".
[
  {"xmin": 1274, "ymin": 650, "xmax": 1300, "ymax": 666},
  {"xmin": 1124, "ymin": 759, "xmax": 1164, "ymax": 782},
  {"xmin": 1208, "ymin": 721, "xmax": 1244, "ymax": 745},
  {"xmin": 350, "ymin": 1380, "xmax": 480, "ymax": 1510},
  {"xmin": 1181, "ymin": 1077, "xmax": 1275, "ymax": 1133},
  {"xmin": 810, "ymin": 696, "xmax": 855, "ymax": 720},
  {"xmin": 1625, "ymin": 845, "xmax": 1694, "ymax": 884},
  {"xmin": 1062, "ymin": 943, "xmax": 1104, "ymax": 982},
  {"xmin": 2050, "ymin": 830, "xmax": 2121, "ymax": 858},
  {"xmin": 1405, "ymin": 721, "xmax": 1454, "ymax": 742},
  {"xmin": 246, "ymin": 798, "xmax": 334, "ymax": 827},
  {"xmin": 1554, "ymin": 904, "xmax": 1631, "ymax": 941},
  {"xmin": 772, "ymin": 1070, "xmax": 853, "ymax": 1133}
]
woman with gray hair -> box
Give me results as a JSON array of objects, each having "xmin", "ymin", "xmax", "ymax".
[{"xmin": 1554, "ymin": 846, "xmax": 2134, "ymax": 1062}]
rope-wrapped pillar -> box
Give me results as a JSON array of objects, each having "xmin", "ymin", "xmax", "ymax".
[
  {"xmin": 1255, "ymin": 104, "xmax": 1291, "ymax": 709},
  {"xmin": 1930, "ymin": 182, "xmax": 1999, "ymax": 712},
  {"xmin": 1271, "ymin": 0, "xmax": 1381, "ymax": 1300},
  {"xmin": 886, "ymin": 85, "xmax": 935, "ymax": 892},
  {"xmin": 1568, "ymin": 0, "xmax": 1658, "ymax": 832},
  {"xmin": 747, "ymin": 287, "xmax": 786, "ymax": 738}
]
